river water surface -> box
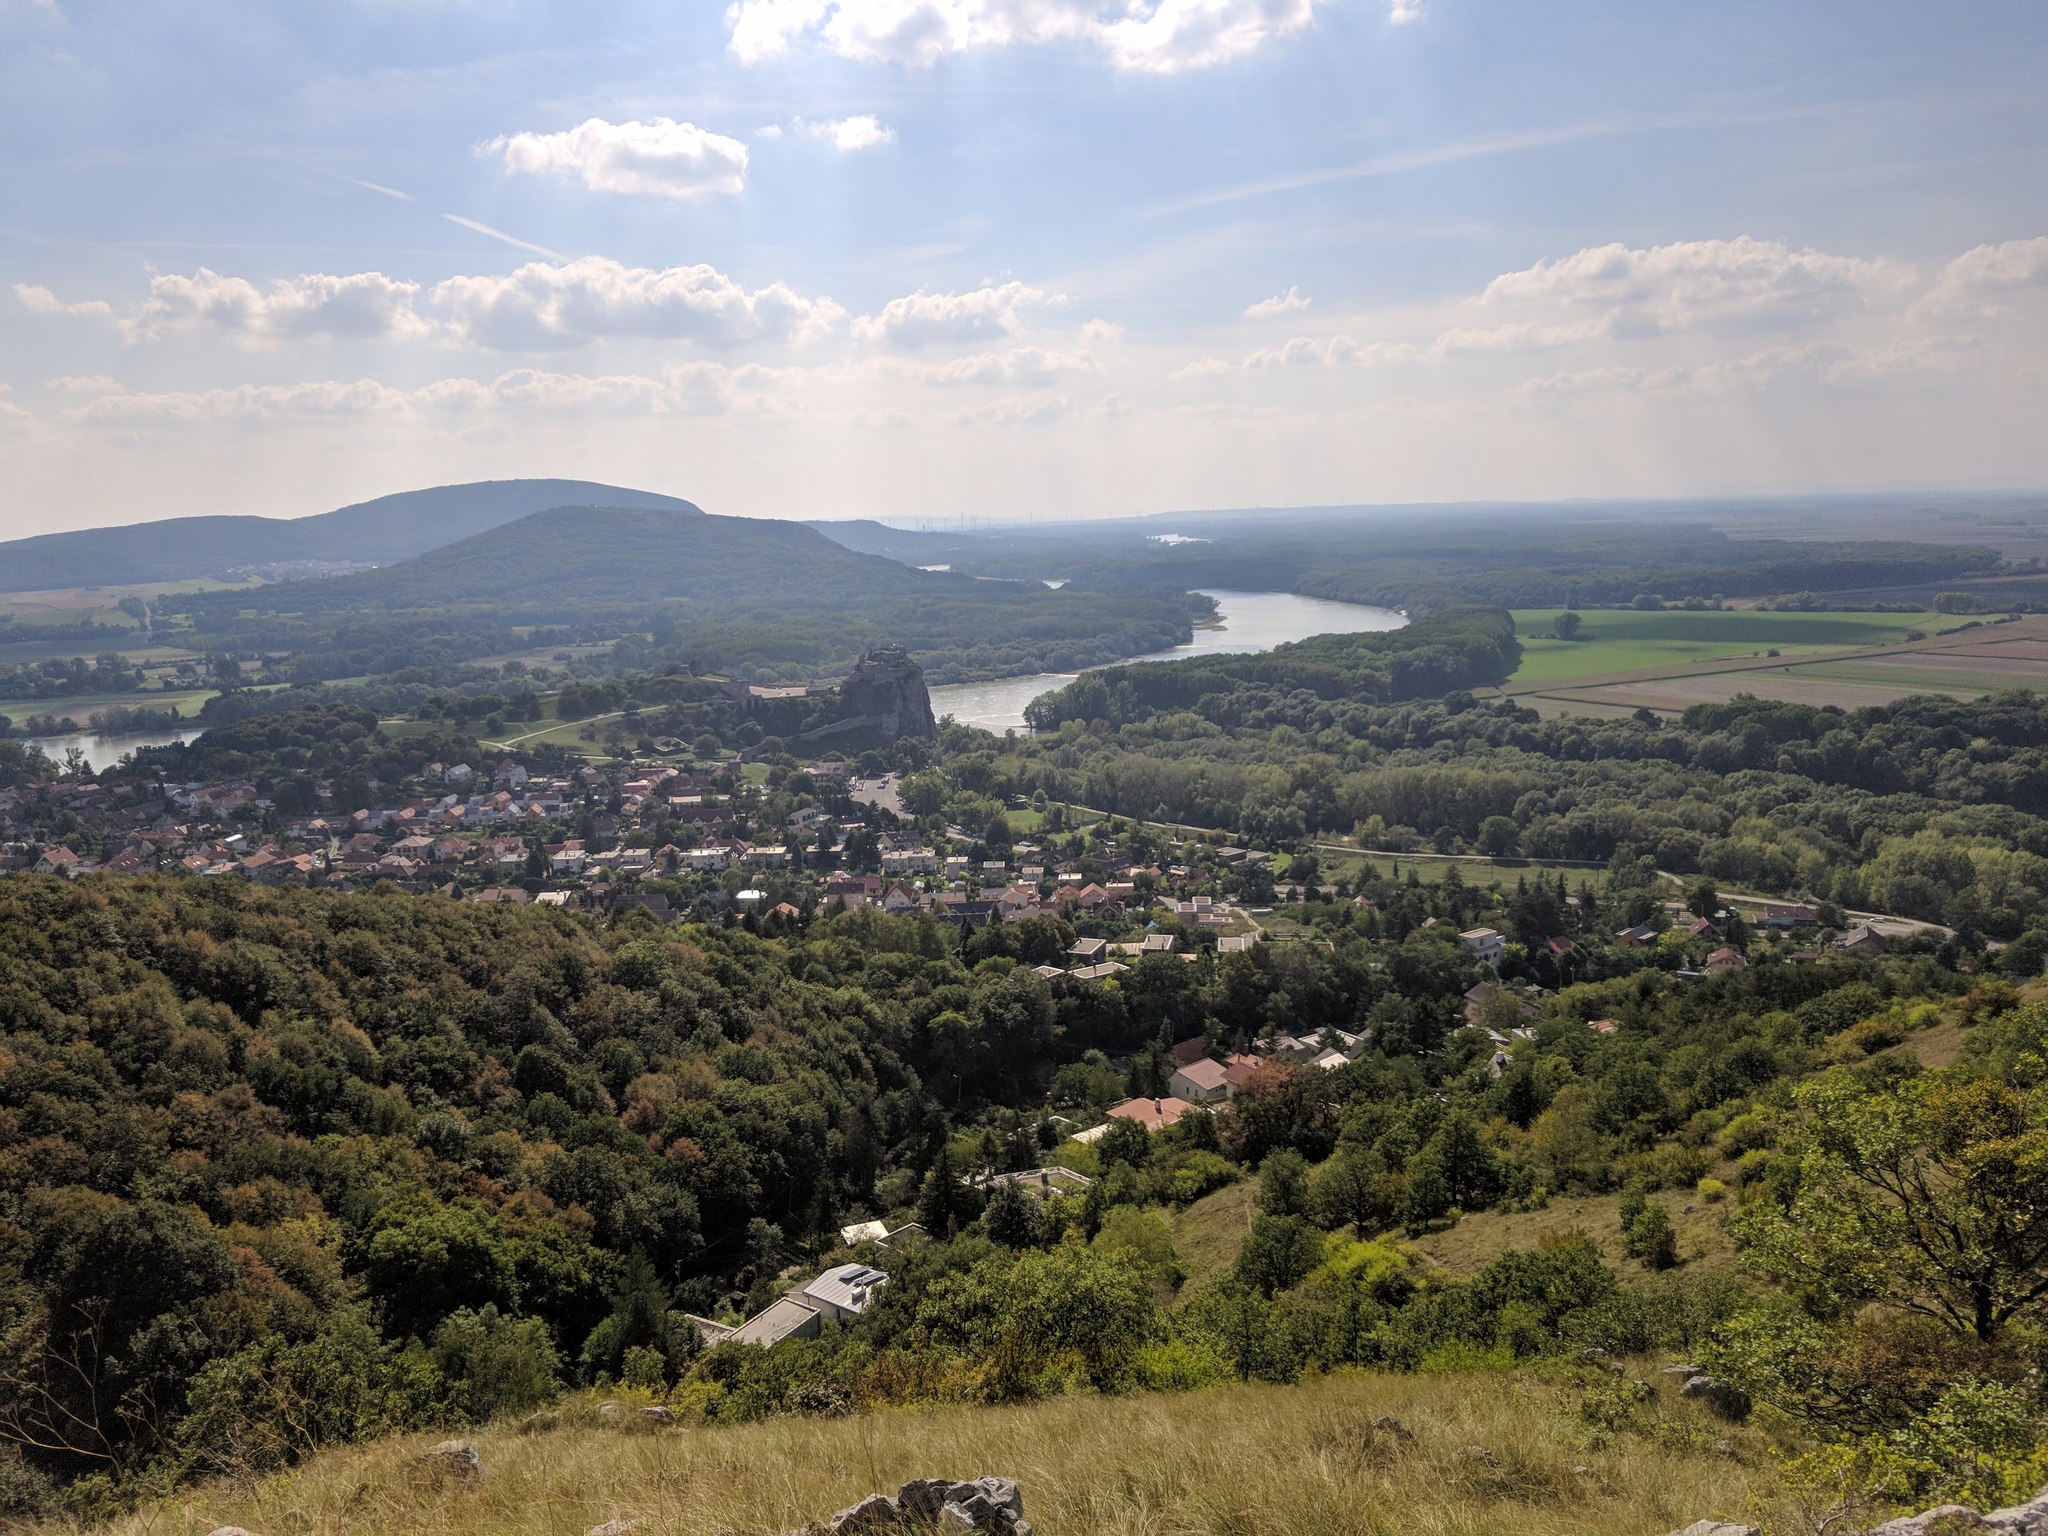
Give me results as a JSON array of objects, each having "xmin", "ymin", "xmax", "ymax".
[{"xmin": 928, "ymin": 588, "xmax": 1407, "ymax": 733}]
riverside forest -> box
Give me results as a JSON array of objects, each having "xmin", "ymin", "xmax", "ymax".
[{"xmin": 2, "ymin": 487, "xmax": 2048, "ymax": 1536}]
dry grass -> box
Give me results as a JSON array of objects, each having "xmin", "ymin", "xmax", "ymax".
[
  {"xmin": 78, "ymin": 1371, "xmax": 1797, "ymax": 1536},
  {"xmin": 1410, "ymin": 1190, "xmax": 1739, "ymax": 1279},
  {"xmin": 1168, "ymin": 1180, "xmax": 1259, "ymax": 1291}
]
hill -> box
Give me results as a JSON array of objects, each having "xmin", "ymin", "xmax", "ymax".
[
  {"xmin": 0, "ymin": 480, "xmax": 697, "ymax": 593},
  {"xmin": 93, "ymin": 1371, "xmax": 1793, "ymax": 1536},
  {"xmin": 254, "ymin": 502, "xmax": 945, "ymax": 615}
]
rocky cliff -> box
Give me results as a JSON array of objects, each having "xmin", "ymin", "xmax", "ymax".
[{"xmin": 801, "ymin": 644, "xmax": 938, "ymax": 745}]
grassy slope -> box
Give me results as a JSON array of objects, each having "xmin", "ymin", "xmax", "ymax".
[
  {"xmin": 1170, "ymin": 1180, "xmax": 1259, "ymax": 1291},
  {"xmin": 97, "ymin": 1372, "xmax": 1794, "ymax": 1536},
  {"xmin": 1505, "ymin": 608, "xmax": 1943, "ymax": 688},
  {"xmin": 1409, "ymin": 1190, "xmax": 1741, "ymax": 1280}
]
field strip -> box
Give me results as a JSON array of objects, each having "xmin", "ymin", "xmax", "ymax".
[{"xmin": 1497, "ymin": 615, "xmax": 2048, "ymax": 698}]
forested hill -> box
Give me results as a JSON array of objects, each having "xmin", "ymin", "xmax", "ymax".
[
  {"xmin": 0, "ymin": 480, "xmax": 698, "ymax": 593},
  {"xmin": 1026, "ymin": 606, "xmax": 1521, "ymax": 731},
  {"xmin": 208, "ymin": 503, "xmax": 950, "ymax": 616}
]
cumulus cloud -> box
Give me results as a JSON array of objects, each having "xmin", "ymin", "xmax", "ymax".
[
  {"xmin": 122, "ymin": 269, "xmax": 433, "ymax": 344},
  {"xmin": 1079, "ymin": 318, "xmax": 1125, "ymax": 345},
  {"xmin": 1245, "ymin": 285, "xmax": 1309, "ymax": 317},
  {"xmin": 1171, "ymin": 355, "xmax": 1236, "ymax": 380},
  {"xmin": 15, "ymin": 284, "xmax": 115, "ymax": 321},
  {"xmin": 0, "ymin": 386, "xmax": 31, "ymax": 430},
  {"xmin": 432, "ymin": 256, "xmax": 844, "ymax": 350},
  {"xmin": 46, "ymin": 374, "xmax": 124, "ymax": 394},
  {"xmin": 484, "ymin": 117, "xmax": 750, "ymax": 199},
  {"xmin": 1482, "ymin": 236, "xmax": 1908, "ymax": 336},
  {"xmin": 1917, "ymin": 236, "xmax": 2048, "ymax": 320},
  {"xmin": 726, "ymin": 0, "xmax": 1321, "ymax": 73},
  {"xmin": 852, "ymin": 281, "xmax": 1064, "ymax": 347},
  {"xmin": 801, "ymin": 114, "xmax": 896, "ymax": 150},
  {"xmin": 1519, "ymin": 336, "xmax": 1988, "ymax": 403}
]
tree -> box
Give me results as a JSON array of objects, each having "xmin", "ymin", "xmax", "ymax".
[
  {"xmin": 1098, "ymin": 1116, "xmax": 1153, "ymax": 1171},
  {"xmin": 1685, "ymin": 877, "xmax": 1720, "ymax": 921},
  {"xmin": 1476, "ymin": 815, "xmax": 1520, "ymax": 858},
  {"xmin": 1257, "ymin": 1148, "xmax": 1310, "ymax": 1218},
  {"xmin": 1736, "ymin": 1069, "xmax": 2048, "ymax": 1342},
  {"xmin": 1550, "ymin": 611, "xmax": 1584, "ymax": 641},
  {"xmin": 1234, "ymin": 1213, "xmax": 1321, "ymax": 1296},
  {"xmin": 981, "ymin": 1178, "xmax": 1043, "ymax": 1248}
]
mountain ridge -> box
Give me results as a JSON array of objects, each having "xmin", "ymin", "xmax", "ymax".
[{"xmin": 0, "ymin": 479, "xmax": 699, "ymax": 593}]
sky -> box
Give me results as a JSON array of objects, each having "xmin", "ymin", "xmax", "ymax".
[{"xmin": 2, "ymin": 0, "xmax": 2046, "ymax": 535}]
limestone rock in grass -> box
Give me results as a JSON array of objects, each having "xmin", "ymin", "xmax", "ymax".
[
  {"xmin": 1869, "ymin": 1507, "xmax": 1986, "ymax": 1534},
  {"xmin": 829, "ymin": 1493, "xmax": 904, "ymax": 1532},
  {"xmin": 205, "ymin": 1527, "xmax": 265, "ymax": 1536},
  {"xmin": 936, "ymin": 1507, "xmax": 978, "ymax": 1533},
  {"xmin": 420, "ymin": 1439, "xmax": 482, "ymax": 1481},
  {"xmin": 640, "ymin": 1405, "xmax": 677, "ymax": 1425},
  {"xmin": 1662, "ymin": 1363, "xmax": 1704, "ymax": 1377},
  {"xmin": 1665, "ymin": 1523, "xmax": 1759, "ymax": 1536},
  {"xmin": 1372, "ymin": 1416, "xmax": 1415, "ymax": 1442},
  {"xmin": 586, "ymin": 1519, "xmax": 641, "ymax": 1536}
]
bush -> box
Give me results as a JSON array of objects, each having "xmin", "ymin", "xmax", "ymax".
[
  {"xmin": 1696, "ymin": 1176, "xmax": 1728, "ymax": 1203},
  {"xmin": 430, "ymin": 1304, "xmax": 564, "ymax": 1422}
]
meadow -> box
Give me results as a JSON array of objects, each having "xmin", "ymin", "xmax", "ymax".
[
  {"xmin": 77, "ymin": 1371, "xmax": 1796, "ymax": 1536},
  {"xmin": 1503, "ymin": 607, "xmax": 1946, "ymax": 689}
]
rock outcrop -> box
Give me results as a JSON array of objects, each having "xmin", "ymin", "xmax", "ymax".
[
  {"xmin": 1665, "ymin": 1482, "xmax": 2048, "ymax": 1536},
  {"xmin": 801, "ymin": 645, "xmax": 938, "ymax": 745},
  {"xmin": 419, "ymin": 1438, "xmax": 482, "ymax": 1481},
  {"xmin": 776, "ymin": 1474, "xmax": 1029, "ymax": 1535}
]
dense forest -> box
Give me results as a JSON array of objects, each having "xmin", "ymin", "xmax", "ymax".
[{"xmin": 2, "ymin": 865, "xmax": 2042, "ymax": 1520}]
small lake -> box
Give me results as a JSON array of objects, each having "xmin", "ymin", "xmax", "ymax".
[
  {"xmin": 929, "ymin": 588, "xmax": 1407, "ymax": 733},
  {"xmin": 21, "ymin": 724, "xmax": 205, "ymax": 769}
]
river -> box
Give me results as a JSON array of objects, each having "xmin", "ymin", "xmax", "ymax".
[
  {"xmin": 20, "ymin": 723, "xmax": 205, "ymax": 769},
  {"xmin": 928, "ymin": 588, "xmax": 1407, "ymax": 733}
]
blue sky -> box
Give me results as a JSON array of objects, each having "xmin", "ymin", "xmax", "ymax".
[{"xmin": 3, "ymin": 0, "xmax": 2046, "ymax": 533}]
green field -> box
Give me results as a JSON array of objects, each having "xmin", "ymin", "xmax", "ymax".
[
  {"xmin": 1504, "ymin": 607, "xmax": 1947, "ymax": 687},
  {"xmin": 1315, "ymin": 848, "xmax": 1607, "ymax": 892},
  {"xmin": 0, "ymin": 684, "xmax": 223, "ymax": 727}
]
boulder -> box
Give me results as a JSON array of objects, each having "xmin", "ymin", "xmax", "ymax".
[
  {"xmin": 586, "ymin": 1520, "xmax": 642, "ymax": 1536},
  {"xmin": 205, "ymin": 1527, "xmax": 265, "ymax": 1536},
  {"xmin": 1666, "ymin": 1523, "xmax": 1759, "ymax": 1536},
  {"xmin": 829, "ymin": 1494, "xmax": 904, "ymax": 1533},
  {"xmin": 640, "ymin": 1405, "xmax": 677, "ymax": 1425},
  {"xmin": 420, "ymin": 1439, "xmax": 482, "ymax": 1481}
]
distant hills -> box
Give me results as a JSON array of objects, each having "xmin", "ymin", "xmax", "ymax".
[
  {"xmin": 253, "ymin": 502, "xmax": 951, "ymax": 615},
  {"xmin": 0, "ymin": 479, "xmax": 698, "ymax": 593}
]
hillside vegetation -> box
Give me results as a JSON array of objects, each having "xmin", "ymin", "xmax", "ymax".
[{"xmin": 92, "ymin": 1370, "xmax": 1799, "ymax": 1536}]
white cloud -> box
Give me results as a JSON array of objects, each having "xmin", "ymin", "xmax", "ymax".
[
  {"xmin": 15, "ymin": 284, "xmax": 114, "ymax": 321},
  {"xmin": 1387, "ymin": 0, "xmax": 1423, "ymax": 21},
  {"xmin": 726, "ymin": 0, "xmax": 1321, "ymax": 73},
  {"xmin": 802, "ymin": 114, "xmax": 896, "ymax": 151},
  {"xmin": 1917, "ymin": 236, "xmax": 2048, "ymax": 320},
  {"xmin": 484, "ymin": 117, "xmax": 750, "ymax": 199},
  {"xmin": 46, "ymin": 374, "xmax": 124, "ymax": 394},
  {"xmin": 1430, "ymin": 319, "xmax": 1610, "ymax": 353},
  {"xmin": 60, "ymin": 365, "xmax": 789, "ymax": 430},
  {"xmin": 852, "ymin": 281, "xmax": 1063, "ymax": 347},
  {"xmin": 124, "ymin": 268, "xmax": 432, "ymax": 344},
  {"xmin": 0, "ymin": 386, "xmax": 31, "ymax": 430},
  {"xmin": 1245, "ymin": 285, "xmax": 1310, "ymax": 317},
  {"xmin": 1079, "ymin": 318, "xmax": 1125, "ymax": 345},
  {"xmin": 1243, "ymin": 334, "xmax": 1361, "ymax": 368},
  {"xmin": 1171, "ymin": 356, "xmax": 1235, "ymax": 380},
  {"xmin": 882, "ymin": 345, "xmax": 1099, "ymax": 385},
  {"xmin": 432, "ymin": 256, "xmax": 844, "ymax": 350},
  {"xmin": 1482, "ymin": 236, "xmax": 1908, "ymax": 336}
]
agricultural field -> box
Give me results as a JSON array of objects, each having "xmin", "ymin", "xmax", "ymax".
[
  {"xmin": 1502, "ymin": 608, "xmax": 2048, "ymax": 717},
  {"xmin": 0, "ymin": 684, "xmax": 223, "ymax": 728},
  {"xmin": 1505, "ymin": 607, "xmax": 1946, "ymax": 688}
]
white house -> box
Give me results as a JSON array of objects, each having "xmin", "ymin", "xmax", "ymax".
[{"xmin": 1459, "ymin": 927, "xmax": 1506, "ymax": 967}]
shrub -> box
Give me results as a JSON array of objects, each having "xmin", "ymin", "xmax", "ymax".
[{"xmin": 1696, "ymin": 1176, "xmax": 1728, "ymax": 1203}]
